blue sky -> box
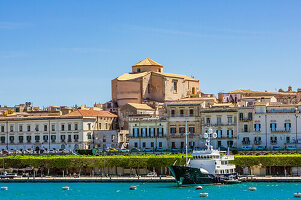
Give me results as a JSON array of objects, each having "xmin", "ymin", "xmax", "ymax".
[{"xmin": 1, "ymin": 0, "xmax": 301, "ymax": 107}]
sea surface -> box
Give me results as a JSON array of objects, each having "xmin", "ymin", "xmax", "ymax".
[{"xmin": 0, "ymin": 182, "xmax": 300, "ymax": 200}]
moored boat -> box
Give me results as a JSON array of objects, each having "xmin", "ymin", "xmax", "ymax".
[{"xmin": 169, "ymin": 127, "xmax": 240, "ymax": 186}]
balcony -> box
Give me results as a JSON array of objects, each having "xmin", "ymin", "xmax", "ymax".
[
  {"xmin": 204, "ymin": 123, "xmax": 236, "ymax": 127},
  {"xmin": 74, "ymin": 139, "xmax": 79, "ymax": 142},
  {"xmin": 51, "ymin": 140, "xmax": 56, "ymax": 143},
  {"xmin": 239, "ymin": 118, "xmax": 252, "ymax": 122},
  {"xmin": 67, "ymin": 139, "xmax": 72, "ymax": 142},
  {"xmin": 254, "ymin": 141, "xmax": 262, "ymax": 145},
  {"xmin": 242, "ymin": 141, "xmax": 250, "ymax": 145}
]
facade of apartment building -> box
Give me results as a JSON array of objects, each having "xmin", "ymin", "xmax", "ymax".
[
  {"xmin": 128, "ymin": 117, "xmax": 168, "ymax": 149},
  {"xmin": 0, "ymin": 109, "xmax": 117, "ymax": 151}
]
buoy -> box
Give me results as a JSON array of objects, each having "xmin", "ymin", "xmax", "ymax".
[
  {"xmin": 294, "ymin": 192, "xmax": 301, "ymax": 198},
  {"xmin": 1, "ymin": 187, "xmax": 8, "ymax": 191},
  {"xmin": 196, "ymin": 186, "xmax": 203, "ymax": 190},
  {"xmin": 129, "ymin": 186, "xmax": 137, "ymax": 190},
  {"xmin": 249, "ymin": 187, "xmax": 256, "ymax": 191},
  {"xmin": 62, "ymin": 186, "xmax": 69, "ymax": 190},
  {"xmin": 200, "ymin": 192, "xmax": 208, "ymax": 197}
]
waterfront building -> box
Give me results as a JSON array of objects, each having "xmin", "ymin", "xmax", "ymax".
[
  {"xmin": 0, "ymin": 109, "xmax": 117, "ymax": 151},
  {"xmin": 237, "ymin": 102, "xmax": 301, "ymax": 150},
  {"xmin": 166, "ymin": 99, "xmax": 204, "ymax": 149},
  {"xmin": 94, "ymin": 130, "xmax": 119, "ymax": 149},
  {"xmin": 200, "ymin": 104, "xmax": 238, "ymax": 150},
  {"xmin": 111, "ymin": 58, "xmax": 199, "ymax": 108},
  {"xmin": 128, "ymin": 116, "xmax": 168, "ymax": 149}
]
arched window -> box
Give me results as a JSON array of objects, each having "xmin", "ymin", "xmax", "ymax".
[{"xmin": 192, "ymin": 87, "xmax": 196, "ymax": 94}]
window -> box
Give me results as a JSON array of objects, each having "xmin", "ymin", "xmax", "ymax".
[
  {"xmin": 285, "ymin": 123, "xmax": 291, "ymax": 131},
  {"xmin": 158, "ymin": 128, "xmax": 163, "ymax": 137},
  {"xmin": 189, "ymin": 109, "xmax": 194, "ymax": 116},
  {"xmin": 180, "ymin": 109, "xmax": 184, "ymax": 117},
  {"xmin": 61, "ymin": 135, "xmax": 66, "ymax": 141},
  {"xmin": 217, "ymin": 117, "xmax": 221, "ymax": 125},
  {"xmin": 217, "ymin": 130, "xmax": 222, "ymax": 138},
  {"xmin": 103, "ymin": 135, "xmax": 106, "ymax": 142},
  {"xmin": 228, "ymin": 117, "xmax": 233, "ymax": 125},
  {"xmin": 74, "ymin": 134, "xmax": 79, "ymax": 140},
  {"xmin": 239, "ymin": 113, "xmax": 244, "ymax": 120},
  {"xmin": 68, "ymin": 124, "xmax": 71, "ymax": 131},
  {"xmin": 206, "ymin": 118, "xmax": 211, "ymax": 125},
  {"xmin": 159, "ymin": 142, "xmax": 162, "ymax": 147},
  {"xmin": 171, "ymin": 110, "xmax": 175, "ymax": 117},
  {"xmin": 242, "ymin": 137, "xmax": 250, "ymax": 145},
  {"xmin": 148, "ymin": 84, "xmax": 151, "ymax": 93},
  {"xmin": 134, "ymin": 142, "xmax": 138, "ymax": 148},
  {"xmin": 180, "ymin": 142, "xmax": 184, "ymax": 148},
  {"xmin": 51, "ymin": 135, "xmax": 56, "ymax": 141},
  {"xmin": 270, "ymin": 123, "xmax": 277, "ymax": 131},
  {"xmin": 218, "ymin": 141, "xmax": 222, "ymax": 148},
  {"xmin": 172, "ymin": 142, "xmax": 176, "ymax": 148},
  {"xmin": 68, "ymin": 135, "xmax": 72, "ymax": 142},
  {"xmin": 227, "ymin": 141, "xmax": 233, "ymax": 147},
  {"xmin": 43, "ymin": 135, "xmax": 48, "ymax": 141},
  {"xmin": 35, "ymin": 125, "xmax": 39, "ymax": 131},
  {"xmin": 10, "ymin": 125, "xmax": 13, "ymax": 132},
  {"xmin": 133, "ymin": 128, "xmax": 139, "ymax": 137},
  {"xmin": 61, "ymin": 124, "xmax": 65, "ymax": 131},
  {"xmin": 75, "ymin": 123, "xmax": 78, "ymax": 130},
  {"xmin": 19, "ymin": 125, "xmax": 23, "ymax": 132},
  {"xmin": 27, "ymin": 125, "xmax": 31, "ymax": 132},
  {"xmin": 51, "ymin": 124, "xmax": 55, "ymax": 131},
  {"xmin": 9, "ymin": 136, "xmax": 14, "ymax": 143},
  {"xmin": 173, "ymin": 81, "xmax": 178, "ymax": 92},
  {"xmin": 192, "ymin": 87, "xmax": 196, "ymax": 94},
  {"xmin": 87, "ymin": 133, "xmax": 92, "ymax": 140},
  {"xmin": 189, "ymin": 127, "xmax": 195, "ymax": 134},
  {"xmin": 227, "ymin": 130, "xmax": 233, "ymax": 138},
  {"xmin": 270, "ymin": 136, "xmax": 277, "ymax": 144},
  {"xmin": 1, "ymin": 126, "xmax": 4, "ymax": 132},
  {"xmin": 248, "ymin": 112, "xmax": 252, "ymax": 120},
  {"xmin": 99, "ymin": 123, "xmax": 102, "ymax": 129},
  {"xmin": 111, "ymin": 135, "xmax": 114, "ymax": 142},
  {"xmin": 44, "ymin": 125, "xmax": 47, "ymax": 132},
  {"xmin": 142, "ymin": 142, "xmax": 146, "ymax": 148},
  {"xmin": 254, "ymin": 124, "xmax": 261, "ymax": 131},
  {"xmin": 0, "ymin": 136, "xmax": 5, "ymax": 144},
  {"xmin": 149, "ymin": 128, "xmax": 155, "ymax": 137},
  {"xmin": 179, "ymin": 127, "xmax": 185, "ymax": 134},
  {"xmin": 244, "ymin": 124, "xmax": 248, "ymax": 132},
  {"xmin": 137, "ymin": 68, "xmax": 141, "ymax": 72},
  {"xmin": 254, "ymin": 137, "xmax": 261, "ymax": 145},
  {"xmin": 142, "ymin": 128, "xmax": 147, "ymax": 137},
  {"xmin": 19, "ymin": 136, "xmax": 23, "ymax": 143},
  {"xmin": 26, "ymin": 136, "xmax": 31, "ymax": 143},
  {"xmin": 88, "ymin": 123, "xmax": 91, "ymax": 130},
  {"xmin": 105, "ymin": 123, "xmax": 108, "ymax": 129},
  {"xmin": 286, "ymin": 136, "xmax": 290, "ymax": 144},
  {"xmin": 35, "ymin": 135, "xmax": 40, "ymax": 142},
  {"xmin": 170, "ymin": 127, "xmax": 176, "ymax": 134}
]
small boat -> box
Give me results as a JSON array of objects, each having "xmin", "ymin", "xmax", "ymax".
[
  {"xmin": 62, "ymin": 186, "xmax": 69, "ymax": 190},
  {"xmin": 294, "ymin": 192, "xmax": 301, "ymax": 198},
  {"xmin": 224, "ymin": 179, "xmax": 241, "ymax": 184},
  {"xmin": 1, "ymin": 186, "xmax": 8, "ymax": 191},
  {"xmin": 249, "ymin": 187, "xmax": 256, "ymax": 191},
  {"xmin": 200, "ymin": 192, "xmax": 208, "ymax": 197},
  {"xmin": 195, "ymin": 186, "xmax": 203, "ymax": 190},
  {"xmin": 129, "ymin": 186, "xmax": 137, "ymax": 190}
]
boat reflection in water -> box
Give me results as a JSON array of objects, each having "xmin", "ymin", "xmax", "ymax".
[{"xmin": 169, "ymin": 127, "xmax": 240, "ymax": 186}]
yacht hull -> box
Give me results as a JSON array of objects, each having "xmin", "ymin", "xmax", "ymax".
[
  {"xmin": 168, "ymin": 166, "xmax": 239, "ymax": 186},
  {"xmin": 168, "ymin": 166, "xmax": 217, "ymax": 185}
]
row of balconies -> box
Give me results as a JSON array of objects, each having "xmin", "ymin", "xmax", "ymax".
[{"xmin": 2, "ymin": 139, "xmax": 80, "ymax": 145}]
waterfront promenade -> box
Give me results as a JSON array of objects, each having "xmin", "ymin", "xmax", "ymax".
[
  {"xmin": 0, "ymin": 176, "xmax": 175, "ymax": 182},
  {"xmin": 2, "ymin": 175, "xmax": 301, "ymax": 183}
]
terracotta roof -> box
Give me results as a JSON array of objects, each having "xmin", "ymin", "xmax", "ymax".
[
  {"xmin": 133, "ymin": 58, "xmax": 163, "ymax": 67},
  {"xmin": 64, "ymin": 110, "xmax": 117, "ymax": 118},
  {"xmin": 116, "ymin": 72, "xmax": 149, "ymax": 81},
  {"xmin": 153, "ymin": 72, "xmax": 198, "ymax": 81},
  {"xmin": 127, "ymin": 103, "xmax": 154, "ymax": 110}
]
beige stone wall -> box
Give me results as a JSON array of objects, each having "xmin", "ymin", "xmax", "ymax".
[
  {"xmin": 112, "ymin": 79, "xmax": 142, "ymax": 107},
  {"xmin": 132, "ymin": 65, "xmax": 162, "ymax": 73},
  {"xmin": 148, "ymin": 74, "xmax": 165, "ymax": 102}
]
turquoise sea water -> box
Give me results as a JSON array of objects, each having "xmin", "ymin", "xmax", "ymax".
[{"xmin": 0, "ymin": 182, "xmax": 300, "ymax": 200}]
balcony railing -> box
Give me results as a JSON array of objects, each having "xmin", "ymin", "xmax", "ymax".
[
  {"xmin": 204, "ymin": 123, "xmax": 236, "ymax": 126},
  {"xmin": 254, "ymin": 141, "xmax": 262, "ymax": 145},
  {"xmin": 239, "ymin": 118, "xmax": 252, "ymax": 121},
  {"xmin": 271, "ymin": 129, "xmax": 290, "ymax": 133},
  {"xmin": 242, "ymin": 141, "xmax": 250, "ymax": 145}
]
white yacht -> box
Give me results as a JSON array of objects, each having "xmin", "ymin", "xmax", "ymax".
[{"xmin": 169, "ymin": 128, "xmax": 240, "ymax": 185}]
